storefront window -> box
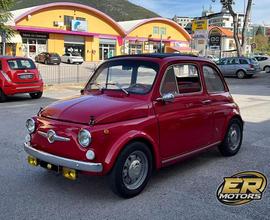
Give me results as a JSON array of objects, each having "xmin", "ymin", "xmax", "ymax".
[
  {"xmin": 99, "ymin": 39, "xmax": 116, "ymax": 60},
  {"xmin": 129, "ymin": 44, "xmax": 143, "ymax": 55}
]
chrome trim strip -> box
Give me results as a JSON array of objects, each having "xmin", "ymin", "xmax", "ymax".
[
  {"xmin": 38, "ymin": 131, "xmax": 70, "ymax": 142},
  {"xmin": 24, "ymin": 143, "xmax": 103, "ymax": 172},
  {"xmin": 161, "ymin": 141, "xmax": 221, "ymax": 164}
]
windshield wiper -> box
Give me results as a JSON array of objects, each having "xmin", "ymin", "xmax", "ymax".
[{"xmin": 106, "ymin": 82, "xmax": 129, "ymax": 95}]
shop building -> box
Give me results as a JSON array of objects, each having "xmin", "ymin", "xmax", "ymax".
[
  {"xmin": 3, "ymin": 2, "xmax": 191, "ymax": 61},
  {"xmin": 119, "ymin": 18, "xmax": 191, "ymax": 54}
]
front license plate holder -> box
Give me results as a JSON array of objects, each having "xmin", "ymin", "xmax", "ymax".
[{"xmin": 40, "ymin": 161, "xmax": 60, "ymax": 173}]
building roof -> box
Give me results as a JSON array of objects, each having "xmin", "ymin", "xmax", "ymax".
[
  {"xmin": 7, "ymin": 6, "xmax": 37, "ymax": 26},
  {"xmin": 209, "ymin": 26, "xmax": 234, "ymax": 38},
  {"xmin": 118, "ymin": 19, "xmax": 146, "ymax": 32}
]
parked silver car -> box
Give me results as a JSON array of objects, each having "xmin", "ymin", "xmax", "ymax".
[
  {"xmin": 217, "ymin": 57, "xmax": 261, "ymax": 79},
  {"xmin": 254, "ymin": 56, "xmax": 270, "ymax": 73}
]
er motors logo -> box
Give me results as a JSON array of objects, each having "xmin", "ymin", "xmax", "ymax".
[{"xmin": 217, "ymin": 171, "xmax": 267, "ymax": 206}]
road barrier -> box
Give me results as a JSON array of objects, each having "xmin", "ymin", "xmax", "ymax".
[{"xmin": 36, "ymin": 63, "xmax": 99, "ymax": 85}]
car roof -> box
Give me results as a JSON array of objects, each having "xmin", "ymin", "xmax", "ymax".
[
  {"xmin": 0, "ymin": 56, "xmax": 32, "ymax": 60},
  {"xmin": 109, "ymin": 53, "xmax": 212, "ymax": 63}
]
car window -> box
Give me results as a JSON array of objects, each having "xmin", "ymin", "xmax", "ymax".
[
  {"xmin": 160, "ymin": 67, "xmax": 179, "ymax": 95},
  {"xmin": 7, "ymin": 59, "xmax": 36, "ymax": 70},
  {"xmin": 203, "ymin": 66, "xmax": 225, "ymax": 93},
  {"xmin": 161, "ymin": 64, "xmax": 201, "ymax": 95},
  {"xmin": 239, "ymin": 59, "xmax": 249, "ymax": 65},
  {"xmin": 88, "ymin": 60, "xmax": 159, "ymax": 94}
]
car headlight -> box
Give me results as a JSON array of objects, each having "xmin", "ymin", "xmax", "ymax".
[
  {"xmin": 26, "ymin": 118, "xmax": 36, "ymax": 134},
  {"xmin": 78, "ymin": 129, "xmax": 91, "ymax": 148}
]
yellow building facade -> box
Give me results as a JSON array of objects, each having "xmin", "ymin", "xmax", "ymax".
[{"xmin": 4, "ymin": 2, "xmax": 191, "ymax": 61}]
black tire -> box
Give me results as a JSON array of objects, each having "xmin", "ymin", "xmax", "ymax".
[
  {"xmin": 236, "ymin": 70, "xmax": 246, "ymax": 79},
  {"xmin": 108, "ymin": 141, "xmax": 153, "ymax": 198},
  {"xmin": 67, "ymin": 59, "xmax": 71, "ymax": 64},
  {"xmin": 264, "ymin": 66, "xmax": 270, "ymax": 73},
  {"xmin": 218, "ymin": 118, "xmax": 243, "ymax": 157},
  {"xmin": 45, "ymin": 59, "xmax": 49, "ymax": 65},
  {"xmin": 29, "ymin": 92, "xmax": 43, "ymax": 99},
  {"xmin": 0, "ymin": 89, "xmax": 7, "ymax": 102}
]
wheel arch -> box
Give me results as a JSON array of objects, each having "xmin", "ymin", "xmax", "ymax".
[{"xmin": 104, "ymin": 131, "xmax": 161, "ymax": 174}]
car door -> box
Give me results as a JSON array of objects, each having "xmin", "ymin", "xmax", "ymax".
[
  {"xmin": 153, "ymin": 63, "xmax": 214, "ymax": 161},
  {"xmin": 217, "ymin": 58, "xmax": 228, "ymax": 76},
  {"xmin": 202, "ymin": 65, "xmax": 232, "ymax": 143}
]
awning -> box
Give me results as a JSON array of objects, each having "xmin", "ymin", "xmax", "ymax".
[{"xmin": 0, "ymin": 34, "xmax": 22, "ymax": 43}]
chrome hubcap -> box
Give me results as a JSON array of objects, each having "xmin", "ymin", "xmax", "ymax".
[
  {"xmin": 228, "ymin": 124, "xmax": 241, "ymax": 151},
  {"xmin": 122, "ymin": 151, "xmax": 148, "ymax": 190}
]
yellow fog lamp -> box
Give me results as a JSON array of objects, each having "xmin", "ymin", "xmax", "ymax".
[
  {"xmin": 28, "ymin": 156, "xmax": 38, "ymax": 166},
  {"xmin": 62, "ymin": 167, "xmax": 77, "ymax": 180}
]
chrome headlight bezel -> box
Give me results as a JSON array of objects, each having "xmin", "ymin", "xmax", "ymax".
[
  {"xmin": 78, "ymin": 129, "xmax": 91, "ymax": 148},
  {"xmin": 26, "ymin": 118, "xmax": 36, "ymax": 134}
]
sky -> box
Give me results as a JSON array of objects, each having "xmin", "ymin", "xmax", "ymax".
[{"xmin": 128, "ymin": 0, "xmax": 269, "ymax": 25}]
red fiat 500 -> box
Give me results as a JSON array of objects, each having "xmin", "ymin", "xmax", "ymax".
[
  {"xmin": 0, "ymin": 56, "xmax": 43, "ymax": 102},
  {"xmin": 24, "ymin": 54, "xmax": 243, "ymax": 198}
]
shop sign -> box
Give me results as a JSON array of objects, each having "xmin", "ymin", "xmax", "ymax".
[
  {"xmin": 193, "ymin": 30, "xmax": 208, "ymax": 39},
  {"xmin": 71, "ymin": 20, "xmax": 88, "ymax": 32},
  {"xmin": 209, "ymin": 29, "xmax": 222, "ymax": 47},
  {"xmin": 192, "ymin": 19, "xmax": 208, "ymax": 31},
  {"xmin": 20, "ymin": 32, "xmax": 48, "ymax": 39},
  {"xmin": 174, "ymin": 42, "xmax": 189, "ymax": 48}
]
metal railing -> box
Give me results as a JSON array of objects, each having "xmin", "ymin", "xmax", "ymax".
[{"xmin": 36, "ymin": 63, "xmax": 99, "ymax": 84}]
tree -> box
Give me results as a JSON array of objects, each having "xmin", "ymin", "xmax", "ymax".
[
  {"xmin": 0, "ymin": 0, "xmax": 15, "ymax": 42},
  {"xmin": 212, "ymin": 0, "xmax": 253, "ymax": 56}
]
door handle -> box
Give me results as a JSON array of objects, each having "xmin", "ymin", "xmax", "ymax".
[{"xmin": 201, "ymin": 99, "xmax": 212, "ymax": 105}]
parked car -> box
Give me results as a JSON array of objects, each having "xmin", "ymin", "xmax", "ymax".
[
  {"xmin": 254, "ymin": 55, "xmax": 270, "ymax": 73},
  {"xmin": 0, "ymin": 56, "xmax": 43, "ymax": 102},
  {"xmin": 61, "ymin": 53, "xmax": 84, "ymax": 64},
  {"xmin": 24, "ymin": 54, "xmax": 243, "ymax": 198},
  {"xmin": 205, "ymin": 55, "xmax": 219, "ymax": 63},
  {"xmin": 35, "ymin": 52, "xmax": 61, "ymax": 65},
  {"xmin": 216, "ymin": 57, "xmax": 261, "ymax": 78}
]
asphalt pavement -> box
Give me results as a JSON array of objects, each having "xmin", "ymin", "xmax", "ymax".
[{"xmin": 0, "ymin": 72, "xmax": 269, "ymax": 220}]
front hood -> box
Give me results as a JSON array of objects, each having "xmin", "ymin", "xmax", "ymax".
[{"xmin": 40, "ymin": 94, "xmax": 150, "ymax": 125}]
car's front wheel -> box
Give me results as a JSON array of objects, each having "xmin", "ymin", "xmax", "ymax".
[
  {"xmin": 218, "ymin": 118, "xmax": 243, "ymax": 156},
  {"xmin": 29, "ymin": 92, "xmax": 43, "ymax": 99},
  {"xmin": 108, "ymin": 142, "xmax": 152, "ymax": 198}
]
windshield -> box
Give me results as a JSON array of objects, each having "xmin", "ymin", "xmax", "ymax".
[
  {"xmin": 86, "ymin": 60, "xmax": 159, "ymax": 94},
  {"xmin": 7, "ymin": 59, "xmax": 36, "ymax": 70}
]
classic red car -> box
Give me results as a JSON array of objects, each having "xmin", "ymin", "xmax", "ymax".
[
  {"xmin": 0, "ymin": 56, "xmax": 43, "ymax": 102},
  {"xmin": 24, "ymin": 54, "xmax": 243, "ymax": 198}
]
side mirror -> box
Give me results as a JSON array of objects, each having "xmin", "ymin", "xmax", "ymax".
[
  {"xmin": 80, "ymin": 89, "xmax": 84, "ymax": 95},
  {"xmin": 157, "ymin": 93, "xmax": 175, "ymax": 103}
]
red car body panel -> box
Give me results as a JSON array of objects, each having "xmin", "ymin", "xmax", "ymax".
[
  {"xmin": 0, "ymin": 56, "xmax": 43, "ymax": 96},
  {"xmin": 28, "ymin": 55, "xmax": 242, "ymax": 175}
]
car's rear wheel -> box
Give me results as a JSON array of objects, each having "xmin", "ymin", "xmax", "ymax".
[
  {"xmin": 0, "ymin": 89, "xmax": 7, "ymax": 102},
  {"xmin": 67, "ymin": 59, "xmax": 71, "ymax": 64},
  {"xmin": 29, "ymin": 92, "xmax": 43, "ymax": 99},
  {"xmin": 264, "ymin": 66, "xmax": 270, "ymax": 73},
  {"xmin": 237, "ymin": 70, "xmax": 246, "ymax": 79},
  {"xmin": 218, "ymin": 118, "xmax": 243, "ymax": 156},
  {"xmin": 45, "ymin": 59, "xmax": 49, "ymax": 65},
  {"xmin": 108, "ymin": 142, "xmax": 152, "ymax": 198}
]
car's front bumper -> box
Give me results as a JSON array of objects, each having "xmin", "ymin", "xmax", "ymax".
[{"xmin": 24, "ymin": 142, "xmax": 103, "ymax": 173}]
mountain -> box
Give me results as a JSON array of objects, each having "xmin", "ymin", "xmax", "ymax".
[{"xmin": 12, "ymin": 0, "xmax": 160, "ymax": 21}]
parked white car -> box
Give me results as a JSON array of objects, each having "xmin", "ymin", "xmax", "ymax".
[
  {"xmin": 61, "ymin": 53, "xmax": 84, "ymax": 64},
  {"xmin": 254, "ymin": 56, "xmax": 270, "ymax": 73}
]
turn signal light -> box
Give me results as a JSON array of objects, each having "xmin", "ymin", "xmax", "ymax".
[{"xmin": 28, "ymin": 156, "xmax": 38, "ymax": 166}]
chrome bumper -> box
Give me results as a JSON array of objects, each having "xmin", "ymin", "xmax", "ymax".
[{"xmin": 24, "ymin": 143, "xmax": 103, "ymax": 173}]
